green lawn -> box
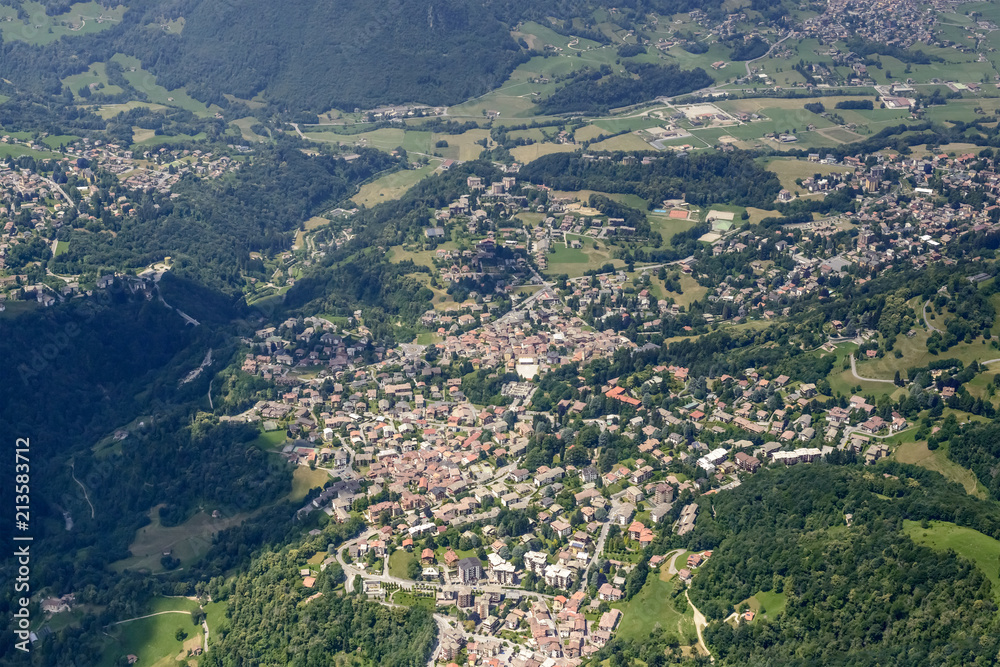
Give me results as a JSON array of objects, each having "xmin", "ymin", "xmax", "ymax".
[
  {"xmin": 388, "ymin": 550, "xmax": 417, "ymax": 579},
  {"xmin": 614, "ymin": 575, "xmax": 696, "ymax": 643},
  {"xmin": 285, "ymin": 466, "xmax": 331, "ymax": 503},
  {"xmin": 392, "ymin": 590, "xmax": 436, "ymax": 610},
  {"xmin": 747, "ymin": 590, "xmax": 786, "ymax": 620},
  {"xmin": 98, "ymin": 597, "xmax": 203, "ymax": 667},
  {"xmin": 904, "ymin": 520, "xmax": 1000, "ymax": 602},
  {"xmin": 253, "ymin": 429, "xmax": 288, "ymax": 450}
]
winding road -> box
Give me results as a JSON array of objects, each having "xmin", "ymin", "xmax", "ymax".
[{"xmin": 923, "ymin": 300, "xmax": 942, "ymax": 333}]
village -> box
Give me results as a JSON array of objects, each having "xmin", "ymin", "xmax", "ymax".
[
  {"xmin": 11, "ymin": 108, "xmax": 1000, "ymax": 667},
  {"xmin": 0, "ymin": 133, "xmax": 240, "ymax": 308}
]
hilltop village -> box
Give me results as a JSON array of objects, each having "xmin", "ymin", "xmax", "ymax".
[
  {"xmin": 11, "ymin": 133, "xmax": 1000, "ymax": 666},
  {"xmin": 160, "ymin": 152, "xmax": 1000, "ymax": 665}
]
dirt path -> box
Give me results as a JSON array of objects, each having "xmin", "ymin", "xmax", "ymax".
[
  {"xmin": 686, "ymin": 590, "xmax": 712, "ymax": 660},
  {"xmin": 111, "ymin": 610, "xmax": 190, "ymax": 625},
  {"xmin": 69, "ymin": 461, "xmax": 95, "ymax": 519}
]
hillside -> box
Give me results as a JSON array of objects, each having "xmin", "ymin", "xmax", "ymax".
[{"xmin": 0, "ymin": 0, "xmax": 737, "ymax": 112}]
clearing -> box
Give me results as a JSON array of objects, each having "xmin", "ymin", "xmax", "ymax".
[
  {"xmin": 613, "ymin": 574, "xmax": 697, "ymax": 644},
  {"xmin": 111, "ymin": 504, "xmax": 251, "ymax": 573},
  {"xmin": 352, "ymin": 162, "xmax": 440, "ymax": 207},
  {"xmin": 98, "ymin": 597, "xmax": 203, "ymax": 667},
  {"xmin": 893, "ymin": 438, "xmax": 986, "ymax": 498},
  {"xmin": 904, "ymin": 520, "xmax": 1000, "ymax": 601}
]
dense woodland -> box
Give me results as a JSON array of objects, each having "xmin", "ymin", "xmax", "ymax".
[
  {"xmin": 0, "ymin": 0, "xmax": 763, "ymax": 112},
  {"xmin": 519, "ymin": 150, "xmax": 782, "ymax": 208},
  {"xmin": 50, "ymin": 143, "xmax": 399, "ymax": 292},
  {"xmin": 687, "ymin": 464, "xmax": 1000, "ymax": 665},
  {"xmin": 201, "ymin": 549, "xmax": 436, "ymax": 667},
  {"xmin": 537, "ymin": 63, "xmax": 713, "ymax": 114},
  {"xmin": 944, "ymin": 422, "xmax": 1000, "ymax": 500}
]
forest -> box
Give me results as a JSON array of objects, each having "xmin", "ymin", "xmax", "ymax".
[
  {"xmin": 201, "ymin": 549, "xmax": 437, "ymax": 667},
  {"xmin": 537, "ymin": 62, "xmax": 713, "ymax": 114},
  {"xmin": 50, "ymin": 142, "xmax": 400, "ymax": 293},
  {"xmin": 687, "ymin": 464, "xmax": 1000, "ymax": 665},
  {"xmin": 519, "ymin": 150, "xmax": 782, "ymax": 208},
  {"xmin": 943, "ymin": 422, "xmax": 1000, "ymax": 500},
  {"xmin": 0, "ymin": 0, "xmax": 756, "ymax": 113}
]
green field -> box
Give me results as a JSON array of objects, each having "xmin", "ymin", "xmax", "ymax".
[
  {"xmin": 98, "ymin": 597, "xmax": 204, "ymax": 667},
  {"xmin": 92, "ymin": 101, "xmax": 170, "ymax": 120},
  {"xmin": 61, "ymin": 61, "xmax": 124, "ymax": 101},
  {"xmin": 252, "ymin": 429, "xmax": 287, "ymax": 450},
  {"xmin": 0, "ymin": 143, "xmax": 63, "ymax": 160},
  {"xmin": 510, "ymin": 142, "xmax": 577, "ymax": 163},
  {"xmin": 232, "ymin": 117, "xmax": 269, "ymax": 143},
  {"xmin": 0, "ymin": 2, "xmax": 125, "ymax": 46},
  {"xmin": 203, "ymin": 600, "xmax": 229, "ymax": 647},
  {"xmin": 893, "ymin": 436, "xmax": 987, "ymax": 498},
  {"xmin": 613, "ymin": 574, "xmax": 696, "ymax": 643},
  {"xmin": 904, "ymin": 520, "xmax": 1000, "ymax": 601},
  {"xmin": 388, "ymin": 549, "xmax": 417, "ymax": 579},
  {"xmin": 110, "ymin": 54, "xmax": 216, "ymax": 117},
  {"xmin": 286, "ymin": 465, "xmax": 331, "ymax": 503},
  {"xmin": 0, "ymin": 300, "xmax": 41, "ymax": 319},
  {"xmin": 352, "ymin": 162, "xmax": 440, "ymax": 207},
  {"xmin": 54, "ymin": 240, "xmax": 70, "ymax": 257},
  {"xmin": 746, "ymin": 590, "xmax": 786, "ymax": 620},
  {"xmin": 545, "ymin": 240, "xmax": 622, "ymax": 278},
  {"xmin": 392, "ymin": 590, "xmax": 436, "ymax": 610},
  {"xmin": 135, "ymin": 131, "xmax": 208, "ymax": 147},
  {"xmin": 762, "ymin": 158, "xmax": 856, "ymax": 193}
]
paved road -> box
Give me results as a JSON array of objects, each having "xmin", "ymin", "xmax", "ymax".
[
  {"xmin": 745, "ymin": 33, "xmax": 792, "ymax": 77},
  {"xmin": 923, "ymin": 300, "xmax": 942, "ymax": 333},
  {"xmin": 849, "ymin": 354, "xmax": 896, "ymax": 384},
  {"xmin": 578, "ymin": 520, "xmax": 612, "ymax": 592},
  {"xmin": 664, "ymin": 548, "xmax": 686, "ymax": 575},
  {"xmin": 43, "ymin": 176, "xmax": 78, "ymax": 212}
]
